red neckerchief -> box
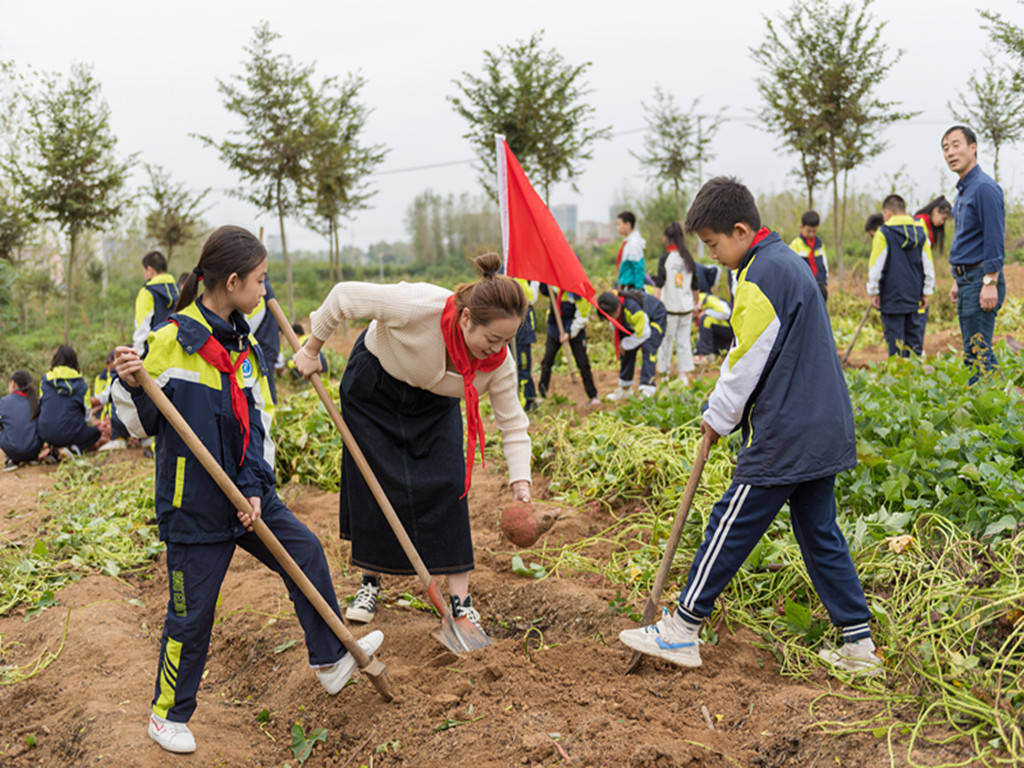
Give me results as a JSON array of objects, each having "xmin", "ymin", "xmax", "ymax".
[
  {"xmin": 440, "ymin": 295, "xmax": 508, "ymax": 498},
  {"xmin": 14, "ymin": 390, "xmax": 27, "ymax": 398},
  {"xmin": 171, "ymin": 318, "xmax": 251, "ymax": 465},
  {"xmin": 612, "ymin": 294, "xmax": 627, "ymax": 358},
  {"xmin": 666, "ymin": 244, "xmax": 679, "ymax": 252},
  {"xmin": 801, "ymin": 234, "xmax": 818, "ymax": 278},
  {"xmin": 616, "ymin": 239, "xmax": 626, "ymax": 269},
  {"xmin": 915, "ymin": 213, "xmax": 935, "ymax": 246},
  {"xmin": 751, "ymin": 227, "xmax": 772, "ymax": 250}
]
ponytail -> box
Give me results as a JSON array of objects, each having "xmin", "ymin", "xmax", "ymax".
[
  {"xmin": 10, "ymin": 370, "xmax": 39, "ymax": 420},
  {"xmin": 175, "ymin": 226, "xmax": 267, "ymax": 312},
  {"xmin": 452, "ymin": 253, "xmax": 527, "ymax": 326},
  {"xmin": 664, "ymin": 221, "xmax": 696, "ymax": 276}
]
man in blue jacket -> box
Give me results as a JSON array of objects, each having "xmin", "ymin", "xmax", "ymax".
[
  {"xmin": 619, "ymin": 176, "xmax": 879, "ymax": 675},
  {"xmin": 942, "ymin": 125, "xmax": 1006, "ymax": 383},
  {"xmin": 866, "ymin": 194, "xmax": 935, "ymax": 357}
]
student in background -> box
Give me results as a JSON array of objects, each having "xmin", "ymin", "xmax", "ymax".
[
  {"xmin": 37, "ymin": 345, "xmax": 105, "ymax": 457},
  {"xmin": 537, "ymin": 284, "xmax": 600, "ymax": 406},
  {"xmin": 864, "ymin": 213, "xmax": 884, "ymax": 239},
  {"xmin": 92, "ymin": 350, "xmax": 131, "ymax": 452},
  {"xmin": 134, "ymin": 251, "xmax": 181, "ymax": 355},
  {"xmin": 597, "ymin": 288, "xmax": 667, "ymax": 400},
  {"xmin": 511, "ymin": 279, "xmax": 539, "ymax": 411},
  {"xmin": 0, "ymin": 371, "xmax": 44, "ymax": 469},
  {"xmin": 866, "ymin": 194, "xmax": 934, "ymax": 357},
  {"xmin": 694, "ymin": 292, "xmax": 734, "ymax": 358},
  {"xmin": 913, "ymin": 196, "xmax": 952, "ymax": 258},
  {"xmin": 655, "ymin": 222, "xmax": 699, "ymax": 383},
  {"xmin": 789, "ymin": 210, "xmax": 829, "ymax": 301},
  {"xmin": 615, "ymin": 211, "xmax": 646, "ymax": 290},
  {"xmin": 247, "ymin": 277, "xmax": 282, "ymax": 404}
]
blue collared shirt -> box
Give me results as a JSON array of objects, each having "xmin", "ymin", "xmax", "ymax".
[{"xmin": 949, "ymin": 165, "xmax": 1005, "ymax": 274}]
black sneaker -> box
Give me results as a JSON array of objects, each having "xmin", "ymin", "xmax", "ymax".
[
  {"xmin": 345, "ymin": 578, "xmax": 381, "ymax": 624},
  {"xmin": 3, "ymin": 459, "xmax": 17, "ymax": 472},
  {"xmin": 449, "ymin": 594, "xmax": 484, "ymax": 632}
]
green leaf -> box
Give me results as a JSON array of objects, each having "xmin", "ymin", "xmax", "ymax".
[
  {"xmin": 784, "ymin": 598, "xmax": 811, "ymax": 634},
  {"xmin": 25, "ymin": 590, "xmax": 57, "ymax": 620},
  {"xmin": 274, "ymin": 639, "xmax": 298, "ymax": 654},
  {"xmin": 256, "ymin": 708, "xmax": 270, "ymax": 723},
  {"xmin": 290, "ymin": 723, "xmax": 327, "ymax": 765}
]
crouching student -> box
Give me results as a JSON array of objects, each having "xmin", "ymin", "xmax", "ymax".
[
  {"xmin": 619, "ymin": 177, "xmax": 880, "ymax": 675},
  {"xmin": 596, "ymin": 289, "xmax": 667, "ymax": 400},
  {"xmin": 0, "ymin": 371, "xmax": 43, "ymax": 468},
  {"xmin": 92, "ymin": 350, "xmax": 131, "ymax": 451},
  {"xmin": 694, "ymin": 292, "xmax": 734, "ymax": 358},
  {"xmin": 537, "ymin": 284, "xmax": 599, "ymax": 406},
  {"xmin": 38, "ymin": 345, "xmax": 105, "ymax": 456},
  {"xmin": 867, "ymin": 194, "xmax": 934, "ymax": 357},
  {"xmin": 112, "ymin": 226, "xmax": 382, "ymax": 755}
]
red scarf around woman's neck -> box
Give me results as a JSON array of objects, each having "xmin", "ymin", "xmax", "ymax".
[{"xmin": 440, "ymin": 295, "xmax": 508, "ymax": 498}]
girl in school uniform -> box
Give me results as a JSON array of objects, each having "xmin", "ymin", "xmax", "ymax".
[
  {"xmin": 654, "ymin": 222, "xmax": 699, "ymax": 383},
  {"xmin": 0, "ymin": 371, "xmax": 44, "ymax": 468},
  {"xmin": 112, "ymin": 225, "xmax": 381, "ymax": 755},
  {"xmin": 37, "ymin": 345, "xmax": 105, "ymax": 456},
  {"xmin": 293, "ymin": 253, "xmax": 533, "ymax": 628}
]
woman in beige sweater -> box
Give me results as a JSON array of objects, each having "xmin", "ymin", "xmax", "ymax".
[{"xmin": 294, "ymin": 253, "xmax": 532, "ymax": 632}]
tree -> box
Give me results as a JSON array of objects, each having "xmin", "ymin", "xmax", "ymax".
[
  {"xmin": 0, "ymin": 62, "xmax": 36, "ymax": 264},
  {"xmin": 449, "ymin": 31, "xmax": 610, "ymax": 203},
  {"xmin": 950, "ymin": 52, "xmax": 1024, "ymax": 183},
  {"xmin": 302, "ymin": 73, "xmax": 388, "ymax": 283},
  {"xmin": 632, "ymin": 88, "xmax": 722, "ymax": 204},
  {"xmin": 143, "ymin": 163, "xmax": 211, "ymax": 263},
  {"xmin": 196, "ymin": 21, "xmax": 320, "ymax": 319},
  {"xmin": 752, "ymin": 0, "xmax": 915, "ymax": 283},
  {"xmin": 8, "ymin": 63, "xmax": 133, "ymax": 342}
]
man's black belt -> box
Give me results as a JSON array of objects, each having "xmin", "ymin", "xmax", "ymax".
[{"xmin": 952, "ymin": 262, "xmax": 982, "ymax": 276}]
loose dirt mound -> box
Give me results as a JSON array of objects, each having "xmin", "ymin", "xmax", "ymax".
[{"xmin": 0, "ymin": 458, "xmax": 980, "ymax": 767}]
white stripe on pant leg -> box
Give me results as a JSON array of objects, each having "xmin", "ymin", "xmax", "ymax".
[{"xmin": 683, "ymin": 484, "xmax": 750, "ymax": 612}]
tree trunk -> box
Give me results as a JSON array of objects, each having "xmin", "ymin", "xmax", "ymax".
[
  {"xmin": 838, "ymin": 167, "xmax": 849, "ymax": 294},
  {"xmin": 276, "ymin": 183, "xmax": 294, "ymax": 319},
  {"xmin": 994, "ymin": 143, "xmax": 1001, "ymax": 185},
  {"xmin": 64, "ymin": 232, "xmax": 75, "ymax": 344},
  {"xmin": 333, "ymin": 217, "xmax": 343, "ymax": 282},
  {"xmin": 831, "ymin": 165, "xmax": 842, "ymax": 288}
]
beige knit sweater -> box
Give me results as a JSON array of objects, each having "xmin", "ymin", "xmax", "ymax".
[{"xmin": 309, "ymin": 281, "xmax": 531, "ymax": 485}]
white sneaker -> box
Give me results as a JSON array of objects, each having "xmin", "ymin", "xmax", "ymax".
[
  {"xmin": 316, "ymin": 630, "xmax": 384, "ymax": 695},
  {"xmin": 618, "ymin": 608, "xmax": 701, "ymax": 668},
  {"xmin": 147, "ymin": 713, "xmax": 196, "ymax": 754},
  {"xmin": 588, "ymin": 397, "xmax": 601, "ymax": 406},
  {"xmin": 818, "ymin": 639, "xmax": 882, "ymax": 675},
  {"xmin": 345, "ymin": 580, "xmax": 381, "ymax": 624},
  {"xmin": 637, "ymin": 385, "xmax": 656, "ymax": 398},
  {"xmin": 605, "ymin": 386, "xmax": 633, "ymax": 402},
  {"xmin": 99, "ymin": 438, "xmax": 127, "ymax": 452}
]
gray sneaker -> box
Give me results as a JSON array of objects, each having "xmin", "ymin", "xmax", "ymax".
[{"xmin": 345, "ymin": 580, "xmax": 381, "ymax": 624}]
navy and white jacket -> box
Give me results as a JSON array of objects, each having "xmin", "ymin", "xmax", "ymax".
[
  {"xmin": 133, "ymin": 274, "xmax": 181, "ymax": 355},
  {"xmin": 703, "ymin": 231, "xmax": 856, "ymax": 485},
  {"xmin": 540, "ymin": 284, "xmax": 592, "ymax": 340},
  {"xmin": 112, "ymin": 300, "xmax": 276, "ymax": 544},
  {"xmin": 0, "ymin": 392, "xmax": 42, "ymax": 461},
  {"xmin": 617, "ymin": 292, "xmax": 667, "ymax": 351},
  {"xmin": 866, "ymin": 215, "xmax": 935, "ymax": 314}
]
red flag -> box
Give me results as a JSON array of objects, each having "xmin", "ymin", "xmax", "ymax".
[{"xmin": 497, "ymin": 136, "xmax": 595, "ymax": 300}]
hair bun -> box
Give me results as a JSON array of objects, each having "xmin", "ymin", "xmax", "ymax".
[{"xmin": 474, "ymin": 252, "xmax": 503, "ymax": 279}]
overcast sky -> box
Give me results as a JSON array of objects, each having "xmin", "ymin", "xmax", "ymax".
[{"xmin": 3, "ymin": 0, "xmax": 1021, "ymax": 252}]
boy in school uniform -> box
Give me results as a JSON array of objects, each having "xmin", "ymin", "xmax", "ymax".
[
  {"xmin": 694, "ymin": 291, "xmax": 734, "ymax": 358},
  {"xmin": 133, "ymin": 251, "xmax": 181, "ymax": 355},
  {"xmin": 789, "ymin": 210, "xmax": 829, "ymax": 301},
  {"xmin": 596, "ymin": 289, "xmax": 667, "ymax": 400},
  {"xmin": 537, "ymin": 284, "xmax": 599, "ymax": 405},
  {"xmin": 615, "ymin": 211, "xmax": 646, "ymax": 290},
  {"xmin": 619, "ymin": 177, "xmax": 879, "ymax": 675},
  {"xmin": 864, "ymin": 213, "xmax": 884, "ymax": 239},
  {"xmin": 866, "ymin": 195, "xmax": 935, "ymax": 357}
]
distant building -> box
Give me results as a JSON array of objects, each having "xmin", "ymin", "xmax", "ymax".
[
  {"xmin": 578, "ymin": 220, "xmax": 615, "ymax": 245},
  {"xmin": 550, "ymin": 203, "xmax": 578, "ymax": 239}
]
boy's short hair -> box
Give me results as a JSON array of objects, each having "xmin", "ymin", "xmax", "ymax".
[
  {"xmin": 864, "ymin": 213, "xmax": 885, "ymax": 233},
  {"xmin": 800, "ymin": 210, "xmax": 820, "ymax": 228},
  {"xmin": 291, "ymin": 322, "xmax": 304, "ymax": 336},
  {"xmin": 596, "ymin": 291, "xmax": 621, "ymax": 317},
  {"xmin": 684, "ymin": 176, "xmax": 761, "ymax": 235},
  {"xmin": 881, "ymin": 194, "xmax": 906, "ymax": 214},
  {"xmin": 942, "ymin": 124, "xmax": 977, "ymax": 146},
  {"xmin": 142, "ymin": 250, "xmax": 168, "ymax": 273},
  {"xmin": 617, "ymin": 211, "xmax": 636, "ymax": 228}
]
